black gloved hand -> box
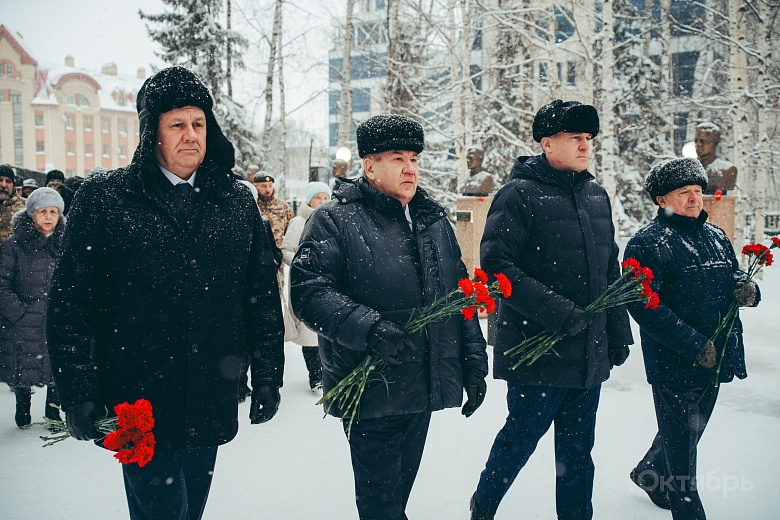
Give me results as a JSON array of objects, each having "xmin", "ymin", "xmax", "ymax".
[
  {"xmin": 249, "ymin": 385, "xmax": 281, "ymax": 425},
  {"xmin": 733, "ymin": 281, "xmax": 759, "ymax": 307},
  {"xmin": 461, "ymin": 369, "xmax": 487, "ymax": 418},
  {"xmin": 66, "ymin": 401, "xmax": 106, "ymax": 441},
  {"xmin": 367, "ymin": 320, "xmax": 416, "ymax": 366},
  {"xmin": 608, "ymin": 345, "xmax": 630, "ymax": 368},
  {"xmin": 696, "ymin": 341, "xmax": 717, "ymax": 369},
  {"xmin": 561, "ymin": 307, "xmax": 593, "ymax": 337}
]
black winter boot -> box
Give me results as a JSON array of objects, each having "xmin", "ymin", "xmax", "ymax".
[
  {"xmin": 302, "ymin": 347, "xmax": 322, "ymax": 391},
  {"xmin": 14, "ymin": 387, "xmax": 32, "ymax": 429},
  {"xmin": 45, "ymin": 386, "xmax": 62, "ymax": 423},
  {"xmin": 470, "ymin": 492, "xmax": 494, "ymax": 520},
  {"xmin": 630, "ymin": 467, "xmax": 671, "ymax": 510}
]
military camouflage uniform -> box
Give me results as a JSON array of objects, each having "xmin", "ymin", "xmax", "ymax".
[
  {"xmin": 0, "ymin": 193, "xmax": 26, "ymax": 245},
  {"xmin": 258, "ymin": 197, "xmax": 294, "ymax": 249}
]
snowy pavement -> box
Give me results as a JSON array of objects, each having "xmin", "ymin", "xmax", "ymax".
[{"xmin": 1, "ymin": 268, "xmax": 779, "ymax": 519}]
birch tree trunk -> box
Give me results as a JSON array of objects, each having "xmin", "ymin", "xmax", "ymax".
[
  {"xmin": 338, "ymin": 0, "xmax": 355, "ymax": 150},
  {"xmin": 384, "ymin": 0, "xmax": 401, "ymax": 112},
  {"xmin": 277, "ymin": 1, "xmax": 287, "ymax": 191},
  {"xmin": 729, "ymin": 0, "xmax": 749, "ymax": 249},
  {"xmin": 448, "ymin": 0, "xmax": 467, "ymax": 185},
  {"xmin": 658, "ymin": 0, "xmax": 675, "ymax": 156},
  {"xmin": 754, "ymin": 0, "xmax": 768, "ymax": 244},
  {"xmin": 227, "ymin": 0, "xmax": 233, "ymax": 98},
  {"xmin": 262, "ymin": 0, "xmax": 284, "ymax": 153},
  {"xmin": 599, "ymin": 0, "xmax": 618, "ymax": 230},
  {"xmin": 460, "ymin": 0, "xmax": 473, "ymax": 169}
]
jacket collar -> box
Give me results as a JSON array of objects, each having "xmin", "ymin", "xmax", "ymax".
[
  {"xmin": 333, "ymin": 176, "xmax": 447, "ymax": 227},
  {"xmin": 657, "ymin": 207, "xmax": 709, "ymax": 233},
  {"xmin": 509, "ymin": 154, "xmax": 594, "ymax": 189}
]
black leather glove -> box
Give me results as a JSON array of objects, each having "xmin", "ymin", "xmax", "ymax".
[
  {"xmin": 461, "ymin": 369, "xmax": 487, "ymax": 418},
  {"xmin": 696, "ymin": 341, "xmax": 717, "ymax": 369},
  {"xmin": 250, "ymin": 385, "xmax": 281, "ymax": 424},
  {"xmin": 66, "ymin": 401, "xmax": 106, "ymax": 441},
  {"xmin": 733, "ymin": 281, "xmax": 759, "ymax": 307},
  {"xmin": 367, "ymin": 320, "xmax": 416, "ymax": 366},
  {"xmin": 561, "ymin": 307, "xmax": 593, "ymax": 337},
  {"xmin": 608, "ymin": 345, "xmax": 630, "ymax": 368}
]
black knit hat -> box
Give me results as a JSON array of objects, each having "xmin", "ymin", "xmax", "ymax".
[
  {"xmin": 46, "ymin": 169, "xmax": 65, "ymax": 185},
  {"xmin": 645, "ymin": 158, "xmax": 708, "ymax": 204},
  {"xmin": 357, "ymin": 115, "xmax": 425, "ymax": 158},
  {"xmin": 0, "ymin": 164, "xmax": 14, "ymax": 182},
  {"xmin": 532, "ymin": 100, "xmax": 599, "ymax": 142}
]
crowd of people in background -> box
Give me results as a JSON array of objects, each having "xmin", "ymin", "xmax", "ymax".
[{"xmin": 0, "ymin": 66, "xmax": 763, "ymax": 520}]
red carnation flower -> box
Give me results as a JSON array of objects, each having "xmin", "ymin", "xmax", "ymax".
[
  {"xmin": 645, "ymin": 293, "xmax": 660, "ymax": 309},
  {"xmin": 474, "ymin": 268, "xmax": 488, "ymax": 284},
  {"xmin": 461, "ymin": 306, "xmax": 476, "ymax": 320},
  {"xmin": 479, "ymin": 297, "xmax": 496, "ymax": 315},
  {"xmin": 459, "ymin": 278, "xmax": 474, "ymax": 296},
  {"xmin": 474, "ymin": 282, "xmax": 490, "ymax": 302},
  {"xmin": 495, "ymin": 273, "xmax": 512, "ymax": 298},
  {"xmin": 772, "ymin": 237, "xmax": 780, "ymax": 248},
  {"xmin": 622, "ymin": 258, "xmax": 640, "ymax": 270}
]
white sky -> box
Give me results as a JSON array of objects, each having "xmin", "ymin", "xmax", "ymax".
[{"xmin": 3, "ymin": 0, "xmax": 333, "ymax": 146}]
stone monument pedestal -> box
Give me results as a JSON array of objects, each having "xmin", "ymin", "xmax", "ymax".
[
  {"xmin": 702, "ymin": 195, "xmax": 736, "ymax": 246},
  {"xmin": 455, "ymin": 196, "xmax": 493, "ymax": 276}
]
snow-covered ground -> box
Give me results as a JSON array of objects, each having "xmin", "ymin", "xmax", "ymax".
[{"xmin": 2, "ymin": 268, "xmax": 779, "ymax": 519}]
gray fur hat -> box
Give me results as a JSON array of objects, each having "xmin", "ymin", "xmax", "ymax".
[
  {"xmin": 357, "ymin": 115, "xmax": 424, "ymax": 158},
  {"xmin": 645, "ymin": 157, "xmax": 708, "ymax": 204},
  {"xmin": 25, "ymin": 187, "xmax": 64, "ymax": 216}
]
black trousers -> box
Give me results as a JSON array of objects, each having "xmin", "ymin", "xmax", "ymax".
[
  {"xmin": 344, "ymin": 411, "xmax": 431, "ymax": 520},
  {"xmin": 122, "ymin": 446, "xmax": 218, "ymax": 520},
  {"xmin": 475, "ymin": 384, "xmax": 601, "ymax": 520},
  {"xmin": 635, "ymin": 383, "xmax": 719, "ymax": 520}
]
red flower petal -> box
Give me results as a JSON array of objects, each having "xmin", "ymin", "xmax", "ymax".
[{"xmin": 474, "ymin": 268, "xmax": 488, "ymax": 284}]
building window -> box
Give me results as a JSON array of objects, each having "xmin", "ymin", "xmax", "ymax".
[
  {"xmin": 673, "ymin": 112, "xmax": 689, "ymax": 155},
  {"xmin": 67, "ymin": 93, "xmax": 91, "ymax": 107},
  {"xmin": 67, "ymin": 94, "xmax": 77, "ymax": 106},
  {"xmin": 65, "ymin": 116, "xmax": 74, "ymax": 129},
  {"xmin": 0, "ymin": 63, "xmax": 14, "ymax": 76},
  {"xmin": 84, "ymin": 118, "xmax": 92, "ymax": 131},
  {"xmin": 329, "ymin": 91, "xmax": 340, "ymax": 115},
  {"xmin": 470, "ymin": 64, "xmax": 482, "ymax": 91},
  {"xmin": 103, "ymin": 145, "xmax": 110, "ymax": 157},
  {"xmin": 67, "ymin": 142, "xmax": 75, "ymax": 155},
  {"xmin": 119, "ymin": 146, "xmax": 127, "ymax": 158},
  {"xmin": 329, "ymin": 122, "xmax": 339, "ymax": 147},
  {"xmin": 11, "ymin": 90, "xmax": 23, "ymax": 166},
  {"xmin": 66, "ymin": 169, "xmax": 76, "ymax": 176},
  {"xmin": 567, "ymin": 62, "xmax": 576, "ymax": 86},
  {"xmin": 539, "ymin": 62, "xmax": 548, "ymax": 82},
  {"xmin": 672, "ymin": 51, "xmax": 699, "ymax": 96},
  {"xmin": 102, "ymin": 119, "xmax": 110, "ymax": 133},
  {"xmin": 118, "ymin": 121, "xmax": 127, "ymax": 135},
  {"xmin": 80, "ymin": 95, "xmax": 90, "ymax": 108},
  {"xmin": 85, "ymin": 143, "xmax": 92, "ymax": 156},
  {"xmin": 353, "ymin": 88, "xmax": 370, "ymax": 113},
  {"xmin": 36, "ymin": 141, "xmax": 45, "ymax": 153},
  {"xmin": 35, "ymin": 114, "xmax": 44, "ymax": 127}
]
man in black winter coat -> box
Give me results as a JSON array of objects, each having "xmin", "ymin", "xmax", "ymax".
[
  {"xmin": 470, "ymin": 100, "xmax": 634, "ymax": 520},
  {"xmin": 625, "ymin": 158, "xmax": 759, "ymax": 520},
  {"xmin": 290, "ymin": 115, "xmax": 488, "ymax": 520},
  {"xmin": 47, "ymin": 67, "xmax": 284, "ymax": 520}
]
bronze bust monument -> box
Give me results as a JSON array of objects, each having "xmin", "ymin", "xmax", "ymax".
[
  {"xmin": 332, "ymin": 159, "xmax": 348, "ymax": 179},
  {"xmin": 694, "ymin": 123, "xmax": 737, "ymax": 195},
  {"xmin": 460, "ymin": 147, "xmax": 498, "ymax": 196}
]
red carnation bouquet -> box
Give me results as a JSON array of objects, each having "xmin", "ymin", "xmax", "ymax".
[
  {"xmin": 40, "ymin": 398, "xmax": 155, "ymax": 467},
  {"xmin": 709, "ymin": 237, "xmax": 778, "ymax": 385},
  {"xmin": 318, "ymin": 268, "xmax": 511, "ymax": 438},
  {"xmin": 505, "ymin": 258, "xmax": 658, "ymax": 369}
]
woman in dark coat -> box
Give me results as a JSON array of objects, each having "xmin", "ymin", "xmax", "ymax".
[{"xmin": 0, "ymin": 187, "xmax": 65, "ymax": 428}]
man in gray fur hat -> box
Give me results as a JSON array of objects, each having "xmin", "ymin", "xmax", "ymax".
[
  {"xmin": 624, "ymin": 157, "xmax": 759, "ymax": 519},
  {"xmin": 47, "ymin": 66, "xmax": 284, "ymax": 519}
]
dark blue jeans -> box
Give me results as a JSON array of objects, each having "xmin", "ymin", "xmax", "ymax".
[
  {"xmin": 344, "ymin": 411, "xmax": 431, "ymax": 520},
  {"xmin": 475, "ymin": 384, "xmax": 601, "ymax": 520},
  {"xmin": 635, "ymin": 383, "xmax": 719, "ymax": 520},
  {"xmin": 121, "ymin": 446, "xmax": 218, "ymax": 520}
]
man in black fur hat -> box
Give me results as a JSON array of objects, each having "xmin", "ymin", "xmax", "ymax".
[
  {"xmin": 470, "ymin": 100, "xmax": 633, "ymax": 519},
  {"xmin": 625, "ymin": 158, "xmax": 759, "ymax": 519},
  {"xmin": 291, "ymin": 114, "xmax": 488, "ymax": 520},
  {"xmin": 47, "ymin": 67, "xmax": 284, "ymax": 519}
]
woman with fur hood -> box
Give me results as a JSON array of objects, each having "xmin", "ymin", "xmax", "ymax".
[{"xmin": 0, "ymin": 188, "xmax": 64, "ymax": 428}]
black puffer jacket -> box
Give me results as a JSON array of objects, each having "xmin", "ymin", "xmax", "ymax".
[
  {"xmin": 625, "ymin": 209, "xmax": 748, "ymax": 385},
  {"xmin": 47, "ymin": 71, "xmax": 284, "ymax": 452},
  {"xmin": 0, "ymin": 211, "xmax": 65, "ymax": 387},
  {"xmin": 481, "ymin": 155, "xmax": 633, "ymax": 388},
  {"xmin": 290, "ymin": 177, "xmax": 488, "ymax": 419}
]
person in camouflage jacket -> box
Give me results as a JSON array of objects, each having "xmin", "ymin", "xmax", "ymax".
[
  {"xmin": 252, "ymin": 173, "xmax": 294, "ymax": 248},
  {"xmin": 0, "ymin": 165, "xmax": 26, "ymax": 245}
]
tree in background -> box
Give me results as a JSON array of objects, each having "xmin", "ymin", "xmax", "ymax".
[{"xmin": 140, "ymin": 0, "xmax": 262, "ymax": 175}]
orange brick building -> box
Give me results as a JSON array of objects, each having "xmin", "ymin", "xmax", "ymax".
[{"xmin": 0, "ymin": 25, "xmax": 144, "ymax": 177}]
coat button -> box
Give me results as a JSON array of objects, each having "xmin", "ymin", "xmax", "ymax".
[
  {"xmin": 191, "ymin": 344, "xmax": 198, "ymax": 353},
  {"xmin": 190, "ymin": 259, "xmax": 197, "ymax": 268}
]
